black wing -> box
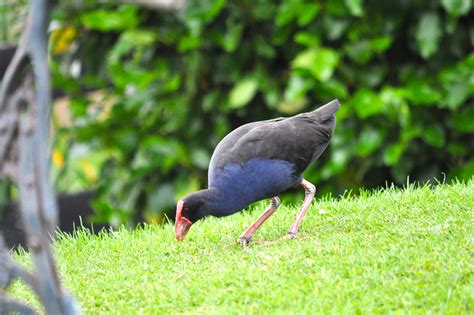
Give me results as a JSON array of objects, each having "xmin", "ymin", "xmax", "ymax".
[
  {"xmin": 209, "ymin": 99, "xmax": 339, "ymax": 174},
  {"xmin": 230, "ymin": 114, "xmax": 334, "ymax": 173}
]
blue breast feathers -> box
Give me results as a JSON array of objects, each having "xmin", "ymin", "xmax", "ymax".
[{"xmin": 208, "ymin": 158, "xmax": 300, "ymax": 214}]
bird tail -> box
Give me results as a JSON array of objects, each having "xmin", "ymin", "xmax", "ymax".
[{"xmin": 314, "ymin": 99, "xmax": 340, "ymax": 120}]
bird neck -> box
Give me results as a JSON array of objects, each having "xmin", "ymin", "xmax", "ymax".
[{"xmin": 198, "ymin": 187, "xmax": 246, "ymax": 217}]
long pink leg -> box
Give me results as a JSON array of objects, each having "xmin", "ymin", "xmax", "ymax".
[
  {"xmin": 239, "ymin": 196, "xmax": 280, "ymax": 245},
  {"xmin": 288, "ymin": 179, "xmax": 316, "ymax": 237}
]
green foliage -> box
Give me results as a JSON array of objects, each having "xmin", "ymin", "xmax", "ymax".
[
  {"xmin": 229, "ymin": 77, "xmax": 259, "ymax": 109},
  {"xmin": 0, "ymin": 0, "xmax": 29, "ymax": 43},
  {"xmin": 50, "ymin": 0, "xmax": 474, "ymax": 225},
  {"xmin": 80, "ymin": 6, "xmax": 140, "ymax": 31},
  {"xmin": 415, "ymin": 12, "xmax": 442, "ymax": 59},
  {"xmin": 10, "ymin": 180, "xmax": 474, "ymax": 313}
]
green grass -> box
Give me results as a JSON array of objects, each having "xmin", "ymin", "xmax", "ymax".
[{"xmin": 9, "ymin": 180, "xmax": 474, "ymax": 314}]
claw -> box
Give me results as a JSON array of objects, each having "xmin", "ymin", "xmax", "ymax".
[
  {"xmin": 283, "ymin": 232, "xmax": 297, "ymax": 241},
  {"xmin": 239, "ymin": 236, "xmax": 252, "ymax": 247}
]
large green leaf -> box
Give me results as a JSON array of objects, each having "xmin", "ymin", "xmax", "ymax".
[
  {"xmin": 404, "ymin": 81, "xmax": 442, "ymax": 106},
  {"xmin": 384, "ymin": 143, "xmax": 405, "ymax": 166},
  {"xmin": 276, "ymin": 1, "xmax": 320, "ymax": 26},
  {"xmin": 314, "ymin": 79, "xmax": 349, "ymax": 100},
  {"xmin": 439, "ymin": 55, "xmax": 474, "ymax": 109},
  {"xmin": 81, "ymin": 6, "xmax": 139, "ymax": 31},
  {"xmin": 345, "ymin": 37, "xmax": 392, "ymax": 64},
  {"xmin": 443, "ymin": 81, "xmax": 472, "ymax": 109},
  {"xmin": 441, "ymin": 0, "xmax": 472, "ymax": 16},
  {"xmin": 352, "ymin": 89, "xmax": 384, "ymax": 119},
  {"xmin": 228, "ymin": 77, "xmax": 259, "ymax": 109},
  {"xmin": 108, "ymin": 30, "xmax": 157, "ymax": 65},
  {"xmin": 294, "ymin": 31, "xmax": 320, "ymax": 47},
  {"xmin": 183, "ymin": 0, "xmax": 227, "ymax": 28},
  {"xmin": 256, "ymin": 36, "xmax": 276, "ymax": 58},
  {"xmin": 213, "ymin": 24, "xmax": 243, "ymax": 52},
  {"xmin": 323, "ymin": 17, "xmax": 349, "ymax": 40},
  {"xmin": 345, "ymin": 0, "xmax": 364, "ymax": 17},
  {"xmin": 191, "ymin": 148, "xmax": 211, "ymax": 169},
  {"xmin": 297, "ymin": 3, "xmax": 321, "ymax": 26},
  {"xmin": 449, "ymin": 105, "xmax": 474, "ymax": 133},
  {"xmin": 345, "ymin": 41, "xmax": 372, "ymax": 64},
  {"xmin": 276, "ymin": 98, "xmax": 307, "ymax": 114},
  {"xmin": 356, "ymin": 126, "xmax": 384, "ymax": 156},
  {"xmin": 380, "ymin": 86, "xmax": 410, "ymax": 126},
  {"xmin": 292, "ymin": 48, "xmax": 339, "ymax": 81},
  {"xmin": 178, "ymin": 34, "xmax": 202, "ymax": 52},
  {"xmin": 284, "ymin": 74, "xmax": 312, "ymax": 101},
  {"xmin": 415, "ymin": 12, "xmax": 442, "ymax": 59},
  {"xmin": 279, "ymin": 75, "xmax": 311, "ymax": 113},
  {"xmin": 421, "ymin": 124, "xmax": 446, "ymax": 147}
]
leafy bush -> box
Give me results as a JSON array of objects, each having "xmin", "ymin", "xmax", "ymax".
[{"xmin": 50, "ymin": 0, "xmax": 474, "ymax": 225}]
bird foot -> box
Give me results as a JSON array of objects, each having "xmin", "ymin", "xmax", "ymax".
[
  {"xmin": 238, "ymin": 236, "xmax": 252, "ymax": 247},
  {"xmin": 283, "ymin": 232, "xmax": 297, "ymax": 241}
]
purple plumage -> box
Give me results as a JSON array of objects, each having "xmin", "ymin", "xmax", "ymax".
[{"xmin": 175, "ymin": 99, "xmax": 340, "ymax": 245}]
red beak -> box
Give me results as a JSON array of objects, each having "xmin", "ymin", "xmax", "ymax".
[{"xmin": 175, "ymin": 200, "xmax": 192, "ymax": 241}]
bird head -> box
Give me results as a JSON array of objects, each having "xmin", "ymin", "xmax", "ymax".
[{"xmin": 174, "ymin": 192, "xmax": 208, "ymax": 241}]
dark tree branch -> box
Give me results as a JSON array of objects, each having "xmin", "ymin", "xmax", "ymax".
[
  {"xmin": 0, "ymin": 0, "xmax": 80, "ymax": 314},
  {"xmin": 27, "ymin": 0, "xmax": 58, "ymax": 235},
  {"xmin": 0, "ymin": 296, "xmax": 36, "ymax": 315}
]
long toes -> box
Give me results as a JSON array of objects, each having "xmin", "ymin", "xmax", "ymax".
[
  {"xmin": 284, "ymin": 232, "xmax": 297, "ymax": 240},
  {"xmin": 239, "ymin": 236, "xmax": 252, "ymax": 247}
]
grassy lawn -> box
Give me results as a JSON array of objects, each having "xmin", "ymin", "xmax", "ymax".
[{"xmin": 9, "ymin": 180, "xmax": 474, "ymax": 314}]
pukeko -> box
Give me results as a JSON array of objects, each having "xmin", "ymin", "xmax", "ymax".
[{"xmin": 175, "ymin": 99, "xmax": 340, "ymax": 245}]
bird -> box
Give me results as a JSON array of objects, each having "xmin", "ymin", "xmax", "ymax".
[{"xmin": 175, "ymin": 99, "xmax": 340, "ymax": 245}]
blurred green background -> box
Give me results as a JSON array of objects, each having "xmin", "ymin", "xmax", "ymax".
[{"xmin": 1, "ymin": 0, "xmax": 473, "ymax": 226}]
